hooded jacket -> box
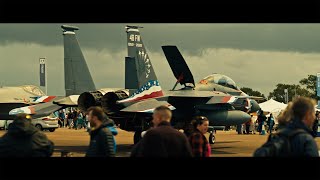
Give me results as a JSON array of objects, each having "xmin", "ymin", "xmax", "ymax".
[
  {"xmin": 0, "ymin": 119, "xmax": 54, "ymax": 157},
  {"xmin": 86, "ymin": 121, "xmax": 115, "ymax": 157},
  {"xmin": 282, "ymin": 119, "xmax": 319, "ymax": 157},
  {"xmin": 104, "ymin": 118, "xmax": 118, "ymax": 153}
]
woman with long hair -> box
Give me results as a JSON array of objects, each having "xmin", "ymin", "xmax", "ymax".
[{"xmin": 188, "ymin": 116, "xmax": 211, "ymax": 157}]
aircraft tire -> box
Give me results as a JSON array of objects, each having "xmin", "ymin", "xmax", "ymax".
[
  {"xmin": 35, "ymin": 124, "xmax": 43, "ymax": 131},
  {"xmin": 134, "ymin": 130, "xmax": 142, "ymax": 144},
  {"xmin": 209, "ymin": 133, "xmax": 215, "ymax": 144},
  {"xmin": 7, "ymin": 123, "xmax": 13, "ymax": 130}
]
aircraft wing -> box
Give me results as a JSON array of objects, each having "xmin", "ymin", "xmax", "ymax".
[
  {"xmin": 53, "ymin": 95, "xmax": 79, "ymax": 106},
  {"xmin": 9, "ymin": 95, "xmax": 79, "ymax": 118},
  {"xmin": 120, "ymin": 99, "xmax": 175, "ymax": 113},
  {"xmin": 206, "ymin": 95, "xmax": 264, "ymax": 104},
  {"xmin": 9, "ymin": 102, "xmax": 63, "ymax": 118},
  {"xmin": 206, "ymin": 96, "xmax": 237, "ymax": 104},
  {"xmin": 246, "ymin": 96, "xmax": 265, "ymax": 101}
]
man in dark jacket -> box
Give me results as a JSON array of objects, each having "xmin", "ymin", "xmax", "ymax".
[
  {"xmin": 131, "ymin": 105, "xmax": 193, "ymax": 157},
  {"xmin": 0, "ymin": 113, "xmax": 54, "ymax": 157},
  {"xmin": 85, "ymin": 106, "xmax": 115, "ymax": 157},
  {"xmin": 257, "ymin": 109, "xmax": 267, "ymax": 134}
]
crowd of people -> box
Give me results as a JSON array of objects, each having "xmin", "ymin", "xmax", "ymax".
[
  {"xmin": 237, "ymin": 111, "xmax": 275, "ymax": 135},
  {"xmin": 0, "ymin": 96, "xmax": 318, "ymax": 157},
  {"xmin": 57, "ymin": 109, "xmax": 89, "ymax": 131}
]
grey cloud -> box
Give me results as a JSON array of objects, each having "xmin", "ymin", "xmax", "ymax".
[{"xmin": 0, "ymin": 24, "xmax": 320, "ymax": 55}]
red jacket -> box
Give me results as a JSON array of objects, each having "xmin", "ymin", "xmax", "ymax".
[{"xmin": 189, "ymin": 130, "xmax": 211, "ymax": 157}]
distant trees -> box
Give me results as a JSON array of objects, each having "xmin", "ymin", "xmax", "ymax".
[
  {"xmin": 299, "ymin": 75, "xmax": 318, "ymax": 100},
  {"xmin": 268, "ymin": 75, "xmax": 318, "ymax": 103},
  {"xmin": 240, "ymin": 87, "xmax": 266, "ymax": 102}
]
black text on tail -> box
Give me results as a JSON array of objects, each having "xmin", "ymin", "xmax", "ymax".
[{"xmin": 119, "ymin": 26, "xmax": 163, "ymax": 103}]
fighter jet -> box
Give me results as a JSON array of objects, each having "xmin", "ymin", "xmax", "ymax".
[
  {"xmin": 161, "ymin": 45, "xmax": 263, "ymax": 114},
  {"xmin": 8, "ymin": 25, "xmax": 97, "ymax": 118},
  {"xmin": 10, "ymin": 24, "xmax": 140, "ymax": 118},
  {"xmin": 77, "ymin": 25, "xmax": 256, "ymax": 144}
]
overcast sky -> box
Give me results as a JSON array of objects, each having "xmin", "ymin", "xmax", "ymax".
[{"xmin": 0, "ymin": 23, "xmax": 319, "ymax": 96}]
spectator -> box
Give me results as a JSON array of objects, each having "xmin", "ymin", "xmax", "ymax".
[
  {"xmin": 72, "ymin": 110, "xmax": 79, "ymax": 130},
  {"xmin": 58, "ymin": 110, "xmax": 65, "ymax": 128},
  {"xmin": 257, "ymin": 109, "xmax": 267, "ymax": 134},
  {"xmin": 250, "ymin": 115, "xmax": 256, "ymax": 134},
  {"xmin": 255, "ymin": 97, "xmax": 319, "ymax": 157},
  {"xmin": 267, "ymin": 113, "xmax": 275, "ymax": 133},
  {"xmin": 80, "ymin": 111, "xmax": 88, "ymax": 130},
  {"xmin": 188, "ymin": 116, "xmax": 211, "ymax": 157},
  {"xmin": 104, "ymin": 117, "xmax": 118, "ymax": 153},
  {"xmin": 245, "ymin": 119, "xmax": 251, "ymax": 134},
  {"xmin": 67, "ymin": 110, "xmax": 73, "ymax": 129},
  {"xmin": 85, "ymin": 107, "xmax": 115, "ymax": 157},
  {"xmin": 236, "ymin": 124, "xmax": 243, "ymax": 134},
  {"xmin": 0, "ymin": 113, "xmax": 54, "ymax": 157},
  {"xmin": 131, "ymin": 105, "xmax": 192, "ymax": 157}
]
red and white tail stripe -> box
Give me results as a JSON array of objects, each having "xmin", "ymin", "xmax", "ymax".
[
  {"xmin": 9, "ymin": 106, "xmax": 36, "ymax": 115},
  {"xmin": 34, "ymin": 96, "xmax": 56, "ymax": 103},
  {"xmin": 118, "ymin": 80, "xmax": 163, "ymax": 103}
]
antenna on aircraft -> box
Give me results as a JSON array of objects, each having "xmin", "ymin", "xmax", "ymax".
[
  {"xmin": 61, "ymin": 25, "xmax": 80, "ymax": 32},
  {"xmin": 125, "ymin": 25, "xmax": 144, "ymax": 32},
  {"xmin": 125, "ymin": 25, "xmax": 144, "ymax": 29}
]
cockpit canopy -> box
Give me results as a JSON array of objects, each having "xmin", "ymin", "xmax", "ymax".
[
  {"xmin": 200, "ymin": 74, "xmax": 239, "ymax": 90},
  {"xmin": 21, "ymin": 85, "xmax": 46, "ymax": 96}
]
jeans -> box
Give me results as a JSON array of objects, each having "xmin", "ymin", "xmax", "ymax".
[
  {"xmin": 68, "ymin": 119, "xmax": 73, "ymax": 128},
  {"xmin": 258, "ymin": 122, "xmax": 263, "ymax": 133}
]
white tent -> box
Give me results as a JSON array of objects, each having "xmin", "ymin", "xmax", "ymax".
[
  {"xmin": 258, "ymin": 99, "xmax": 287, "ymax": 113},
  {"xmin": 258, "ymin": 99, "xmax": 288, "ymax": 124}
]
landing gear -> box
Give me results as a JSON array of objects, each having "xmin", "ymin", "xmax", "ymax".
[
  {"xmin": 133, "ymin": 130, "xmax": 142, "ymax": 144},
  {"xmin": 209, "ymin": 132, "xmax": 216, "ymax": 144},
  {"xmin": 208, "ymin": 126, "xmax": 216, "ymax": 144}
]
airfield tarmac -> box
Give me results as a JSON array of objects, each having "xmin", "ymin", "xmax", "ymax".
[{"xmin": 1, "ymin": 128, "xmax": 320, "ymax": 157}]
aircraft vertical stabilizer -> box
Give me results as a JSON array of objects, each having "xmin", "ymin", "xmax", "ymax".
[
  {"xmin": 119, "ymin": 26, "xmax": 163, "ymax": 103},
  {"xmin": 62, "ymin": 25, "xmax": 96, "ymax": 96}
]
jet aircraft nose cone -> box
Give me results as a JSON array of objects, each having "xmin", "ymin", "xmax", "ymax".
[
  {"xmin": 250, "ymin": 99, "xmax": 260, "ymax": 113},
  {"xmin": 227, "ymin": 110, "xmax": 251, "ymax": 125}
]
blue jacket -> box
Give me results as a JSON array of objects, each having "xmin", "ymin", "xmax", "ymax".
[
  {"xmin": 105, "ymin": 119, "xmax": 118, "ymax": 153},
  {"xmin": 283, "ymin": 119, "xmax": 319, "ymax": 157}
]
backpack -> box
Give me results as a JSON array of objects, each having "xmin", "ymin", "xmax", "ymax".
[{"xmin": 253, "ymin": 128, "xmax": 307, "ymax": 157}]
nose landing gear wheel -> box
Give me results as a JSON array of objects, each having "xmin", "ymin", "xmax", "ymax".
[
  {"xmin": 134, "ymin": 130, "xmax": 142, "ymax": 144},
  {"xmin": 209, "ymin": 133, "xmax": 215, "ymax": 144}
]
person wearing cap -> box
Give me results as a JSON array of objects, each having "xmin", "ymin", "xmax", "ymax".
[
  {"xmin": 130, "ymin": 105, "xmax": 192, "ymax": 157},
  {"xmin": 85, "ymin": 106, "xmax": 115, "ymax": 157},
  {"xmin": 0, "ymin": 113, "xmax": 54, "ymax": 157}
]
